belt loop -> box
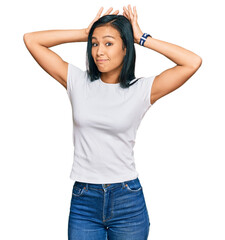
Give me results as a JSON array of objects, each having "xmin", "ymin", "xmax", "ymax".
[
  {"xmin": 85, "ymin": 183, "xmax": 88, "ymax": 191},
  {"xmin": 122, "ymin": 182, "xmax": 126, "ymax": 189}
]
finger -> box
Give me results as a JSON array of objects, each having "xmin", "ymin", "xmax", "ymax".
[
  {"xmin": 112, "ymin": 10, "xmax": 119, "ymax": 15},
  {"xmin": 123, "ymin": 13, "xmax": 127, "ymax": 19},
  {"xmin": 133, "ymin": 6, "xmax": 138, "ymax": 20},
  {"xmin": 128, "ymin": 4, "xmax": 134, "ymax": 19},
  {"xmin": 96, "ymin": 7, "xmax": 104, "ymax": 17},
  {"xmin": 103, "ymin": 7, "xmax": 113, "ymax": 16},
  {"xmin": 123, "ymin": 10, "xmax": 128, "ymax": 18},
  {"xmin": 128, "ymin": 4, "xmax": 132, "ymax": 11},
  {"xmin": 123, "ymin": 6, "xmax": 130, "ymax": 18}
]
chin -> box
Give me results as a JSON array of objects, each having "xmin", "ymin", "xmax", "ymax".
[{"xmin": 97, "ymin": 67, "xmax": 108, "ymax": 72}]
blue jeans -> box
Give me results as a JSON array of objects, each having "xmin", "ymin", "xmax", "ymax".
[{"xmin": 68, "ymin": 177, "xmax": 150, "ymax": 240}]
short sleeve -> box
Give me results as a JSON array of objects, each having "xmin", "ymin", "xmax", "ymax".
[
  {"xmin": 66, "ymin": 63, "xmax": 86, "ymax": 98},
  {"xmin": 139, "ymin": 75, "xmax": 156, "ymax": 108}
]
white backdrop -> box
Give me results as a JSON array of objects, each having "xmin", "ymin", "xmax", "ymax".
[{"xmin": 1, "ymin": 0, "xmax": 224, "ymax": 239}]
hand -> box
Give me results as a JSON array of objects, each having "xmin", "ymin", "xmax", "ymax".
[
  {"xmin": 85, "ymin": 7, "xmax": 119, "ymax": 36},
  {"xmin": 123, "ymin": 5, "xmax": 143, "ymax": 44}
]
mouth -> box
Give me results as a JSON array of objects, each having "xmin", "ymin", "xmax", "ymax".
[{"xmin": 97, "ymin": 59, "xmax": 108, "ymax": 62}]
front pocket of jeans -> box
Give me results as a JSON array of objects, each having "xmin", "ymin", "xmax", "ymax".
[
  {"xmin": 125, "ymin": 182, "xmax": 142, "ymax": 192},
  {"xmin": 72, "ymin": 186, "xmax": 85, "ymax": 197}
]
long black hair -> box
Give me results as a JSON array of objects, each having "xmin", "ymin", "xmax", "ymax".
[{"xmin": 86, "ymin": 15, "xmax": 141, "ymax": 89}]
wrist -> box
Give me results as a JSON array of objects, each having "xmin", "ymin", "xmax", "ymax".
[
  {"xmin": 84, "ymin": 28, "xmax": 88, "ymax": 36},
  {"xmin": 139, "ymin": 33, "xmax": 152, "ymax": 46},
  {"xmin": 82, "ymin": 28, "xmax": 89, "ymax": 41},
  {"xmin": 134, "ymin": 32, "xmax": 143, "ymax": 44}
]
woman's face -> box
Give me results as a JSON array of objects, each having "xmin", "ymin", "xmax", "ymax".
[{"xmin": 91, "ymin": 25, "xmax": 126, "ymax": 74}]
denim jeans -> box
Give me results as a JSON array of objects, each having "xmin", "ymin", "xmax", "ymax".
[{"xmin": 68, "ymin": 177, "xmax": 150, "ymax": 240}]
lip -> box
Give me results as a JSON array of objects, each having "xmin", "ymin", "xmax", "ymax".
[{"xmin": 97, "ymin": 59, "xmax": 108, "ymax": 62}]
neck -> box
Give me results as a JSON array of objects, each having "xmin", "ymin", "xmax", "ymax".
[
  {"xmin": 100, "ymin": 66, "xmax": 122, "ymax": 84},
  {"xmin": 101, "ymin": 74, "xmax": 120, "ymax": 84}
]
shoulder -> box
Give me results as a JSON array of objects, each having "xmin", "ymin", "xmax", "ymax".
[
  {"xmin": 130, "ymin": 75, "xmax": 157, "ymax": 106},
  {"xmin": 67, "ymin": 63, "xmax": 89, "ymax": 85},
  {"xmin": 67, "ymin": 63, "xmax": 88, "ymax": 93},
  {"xmin": 130, "ymin": 76, "xmax": 155, "ymax": 88},
  {"xmin": 68, "ymin": 63, "xmax": 87, "ymax": 77}
]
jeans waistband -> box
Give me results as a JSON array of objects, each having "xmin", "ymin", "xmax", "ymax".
[{"xmin": 74, "ymin": 177, "xmax": 139, "ymax": 191}]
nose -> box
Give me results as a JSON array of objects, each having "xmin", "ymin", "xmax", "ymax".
[{"xmin": 96, "ymin": 44, "xmax": 105, "ymax": 56}]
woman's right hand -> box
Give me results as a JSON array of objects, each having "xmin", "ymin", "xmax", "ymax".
[{"xmin": 85, "ymin": 7, "xmax": 119, "ymax": 36}]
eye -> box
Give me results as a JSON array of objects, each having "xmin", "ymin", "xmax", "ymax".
[{"xmin": 91, "ymin": 42, "xmax": 112, "ymax": 47}]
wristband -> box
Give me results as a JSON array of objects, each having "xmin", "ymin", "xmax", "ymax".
[{"xmin": 139, "ymin": 33, "xmax": 152, "ymax": 46}]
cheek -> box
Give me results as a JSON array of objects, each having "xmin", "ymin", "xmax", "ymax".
[
  {"xmin": 91, "ymin": 47, "xmax": 96, "ymax": 54},
  {"xmin": 112, "ymin": 50, "xmax": 125, "ymax": 63}
]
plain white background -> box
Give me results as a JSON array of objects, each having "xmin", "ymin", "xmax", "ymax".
[{"xmin": 1, "ymin": 0, "xmax": 224, "ymax": 239}]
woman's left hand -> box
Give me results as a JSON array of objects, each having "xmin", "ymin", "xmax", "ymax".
[{"xmin": 123, "ymin": 5, "xmax": 143, "ymax": 44}]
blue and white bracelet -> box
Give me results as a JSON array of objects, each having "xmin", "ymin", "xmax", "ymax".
[{"xmin": 139, "ymin": 33, "xmax": 152, "ymax": 46}]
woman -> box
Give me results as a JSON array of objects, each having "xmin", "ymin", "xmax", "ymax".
[{"xmin": 23, "ymin": 5, "xmax": 202, "ymax": 240}]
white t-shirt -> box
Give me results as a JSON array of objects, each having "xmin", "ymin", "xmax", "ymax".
[{"xmin": 67, "ymin": 63, "xmax": 156, "ymax": 184}]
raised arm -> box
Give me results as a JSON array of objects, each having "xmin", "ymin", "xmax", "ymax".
[
  {"xmin": 23, "ymin": 6, "xmax": 119, "ymax": 90},
  {"xmin": 139, "ymin": 37, "xmax": 202, "ymax": 105},
  {"xmin": 123, "ymin": 5, "xmax": 202, "ymax": 105},
  {"xmin": 23, "ymin": 29, "xmax": 88, "ymax": 89}
]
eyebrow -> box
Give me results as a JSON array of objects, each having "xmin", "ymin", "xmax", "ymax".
[{"xmin": 92, "ymin": 35, "xmax": 115, "ymax": 40}]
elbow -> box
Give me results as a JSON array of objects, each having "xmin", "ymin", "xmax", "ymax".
[
  {"xmin": 23, "ymin": 33, "xmax": 31, "ymax": 43},
  {"xmin": 23, "ymin": 33, "xmax": 29, "ymax": 44},
  {"xmin": 191, "ymin": 56, "xmax": 202, "ymax": 70},
  {"xmin": 23, "ymin": 33, "xmax": 34, "ymax": 46},
  {"xmin": 196, "ymin": 56, "xmax": 202, "ymax": 68}
]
